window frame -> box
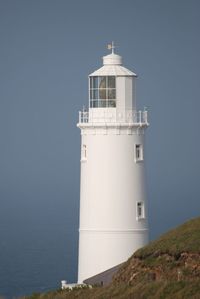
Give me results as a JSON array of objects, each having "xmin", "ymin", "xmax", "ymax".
[
  {"xmin": 136, "ymin": 201, "xmax": 145, "ymax": 220},
  {"xmin": 135, "ymin": 144, "xmax": 143, "ymax": 162},
  {"xmin": 89, "ymin": 76, "xmax": 116, "ymax": 108},
  {"xmin": 81, "ymin": 144, "xmax": 87, "ymax": 161}
]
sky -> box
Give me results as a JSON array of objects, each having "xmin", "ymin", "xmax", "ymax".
[{"xmin": 0, "ymin": 0, "xmax": 200, "ymax": 292}]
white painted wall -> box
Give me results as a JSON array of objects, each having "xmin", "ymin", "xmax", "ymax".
[
  {"xmin": 78, "ymin": 130, "xmax": 148, "ymax": 283},
  {"xmin": 116, "ymin": 77, "xmax": 136, "ymax": 120}
]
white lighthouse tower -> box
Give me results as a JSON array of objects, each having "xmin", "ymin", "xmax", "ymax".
[{"xmin": 77, "ymin": 43, "xmax": 149, "ymax": 283}]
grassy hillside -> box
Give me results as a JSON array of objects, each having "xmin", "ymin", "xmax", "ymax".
[
  {"xmin": 136, "ymin": 217, "xmax": 200, "ymax": 257},
  {"xmin": 20, "ymin": 217, "xmax": 200, "ymax": 299},
  {"xmin": 114, "ymin": 217, "xmax": 200, "ymax": 285}
]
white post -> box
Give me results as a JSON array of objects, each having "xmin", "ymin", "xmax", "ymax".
[{"xmin": 139, "ymin": 110, "xmax": 142, "ymax": 124}]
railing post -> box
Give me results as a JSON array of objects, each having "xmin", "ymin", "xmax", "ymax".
[
  {"xmin": 144, "ymin": 110, "xmax": 148, "ymax": 124},
  {"xmin": 84, "ymin": 112, "xmax": 86, "ymax": 123},
  {"xmin": 139, "ymin": 110, "xmax": 142, "ymax": 124}
]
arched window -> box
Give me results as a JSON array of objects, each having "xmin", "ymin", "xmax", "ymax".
[{"xmin": 89, "ymin": 76, "xmax": 116, "ymax": 108}]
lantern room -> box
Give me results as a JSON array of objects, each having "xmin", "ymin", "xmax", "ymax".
[{"xmin": 88, "ymin": 45, "xmax": 137, "ymax": 123}]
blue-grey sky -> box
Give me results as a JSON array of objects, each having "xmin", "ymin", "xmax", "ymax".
[{"xmin": 0, "ymin": 0, "xmax": 200, "ymax": 295}]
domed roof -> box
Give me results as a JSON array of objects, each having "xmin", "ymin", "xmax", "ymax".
[
  {"xmin": 103, "ymin": 53, "xmax": 122, "ymax": 65},
  {"xmin": 89, "ymin": 51, "xmax": 137, "ymax": 77}
]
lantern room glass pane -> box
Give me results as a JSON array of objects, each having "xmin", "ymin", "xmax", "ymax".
[
  {"xmin": 108, "ymin": 76, "xmax": 115, "ymax": 88},
  {"xmin": 93, "ymin": 100, "xmax": 98, "ymax": 107},
  {"xmin": 93, "ymin": 77, "xmax": 98, "ymax": 89},
  {"xmin": 99, "ymin": 100, "xmax": 107, "ymax": 107},
  {"xmin": 108, "ymin": 100, "xmax": 116, "ymax": 107},
  {"xmin": 89, "ymin": 77, "xmax": 93, "ymax": 89},
  {"xmin": 99, "ymin": 88, "xmax": 106, "ymax": 99},
  {"xmin": 93, "ymin": 89, "xmax": 98, "ymax": 99},
  {"xmin": 108, "ymin": 89, "xmax": 116, "ymax": 99},
  {"xmin": 99, "ymin": 76, "xmax": 106, "ymax": 89}
]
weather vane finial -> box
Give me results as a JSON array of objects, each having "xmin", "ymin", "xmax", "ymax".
[{"xmin": 107, "ymin": 41, "xmax": 116, "ymax": 54}]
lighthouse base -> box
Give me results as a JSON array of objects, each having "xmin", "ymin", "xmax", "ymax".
[{"xmin": 78, "ymin": 228, "xmax": 148, "ymax": 283}]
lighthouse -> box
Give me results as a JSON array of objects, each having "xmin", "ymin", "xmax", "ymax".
[{"xmin": 77, "ymin": 43, "xmax": 149, "ymax": 283}]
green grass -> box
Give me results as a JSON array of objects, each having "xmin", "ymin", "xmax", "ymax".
[
  {"xmin": 135, "ymin": 217, "xmax": 200, "ymax": 259},
  {"xmin": 19, "ymin": 280, "xmax": 200, "ymax": 299}
]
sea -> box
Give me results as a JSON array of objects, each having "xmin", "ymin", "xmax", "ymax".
[{"xmin": 0, "ymin": 225, "xmax": 78, "ymax": 299}]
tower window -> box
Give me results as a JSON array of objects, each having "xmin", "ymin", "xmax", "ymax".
[
  {"xmin": 135, "ymin": 144, "xmax": 143, "ymax": 162},
  {"xmin": 89, "ymin": 76, "xmax": 116, "ymax": 108},
  {"xmin": 136, "ymin": 202, "xmax": 145, "ymax": 220},
  {"xmin": 82, "ymin": 144, "xmax": 87, "ymax": 160}
]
